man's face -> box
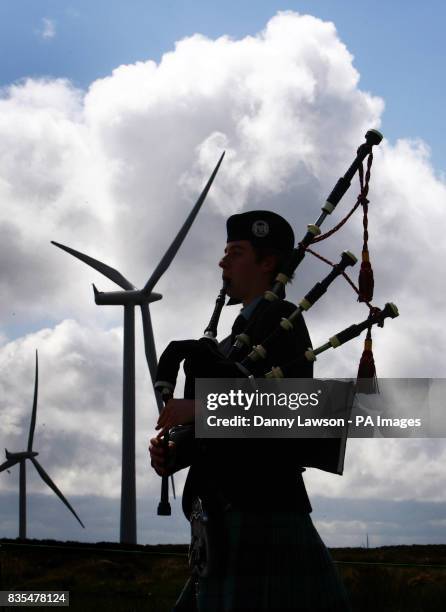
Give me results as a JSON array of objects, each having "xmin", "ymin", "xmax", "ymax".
[{"xmin": 219, "ymin": 240, "xmax": 273, "ymax": 302}]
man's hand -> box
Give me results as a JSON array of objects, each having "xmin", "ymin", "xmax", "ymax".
[
  {"xmin": 155, "ymin": 399, "xmax": 195, "ymax": 437},
  {"xmin": 148, "ymin": 436, "xmax": 176, "ymax": 477}
]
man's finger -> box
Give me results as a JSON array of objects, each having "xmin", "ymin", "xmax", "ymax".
[
  {"xmin": 156, "ymin": 428, "xmax": 168, "ymax": 439},
  {"xmin": 151, "ymin": 458, "xmax": 166, "ymax": 469},
  {"xmin": 149, "ymin": 443, "xmax": 165, "ymax": 457},
  {"xmin": 150, "ymin": 447, "xmax": 165, "ymax": 459},
  {"xmin": 151, "ymin": 462, "xmax": 168, "ymax": 477},
  {"xmin": 151, "ymin": 454, "xmax": 167, "ymax": 467}
]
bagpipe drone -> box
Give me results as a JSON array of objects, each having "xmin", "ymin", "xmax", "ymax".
[{"xmin": 154, "ymin": 129, "xmax": 399, "ymax": 515}]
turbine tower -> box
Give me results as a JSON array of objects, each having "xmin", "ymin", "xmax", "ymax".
[
  {"xmin": 0, "ymin": 351, "xmax": 85, "ymax": 539},
  {"xmin": 52, "ymin": 153, "xmax": 224, "ymax": 544}
]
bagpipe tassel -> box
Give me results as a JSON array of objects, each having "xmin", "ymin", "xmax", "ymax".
[
  {"xmin": 356, "ymin": 332, "xmax": 378, "ymax": 394},
  {"xmin": 358, "ymin": 250, "xmax": 374, "ymax": 303}
]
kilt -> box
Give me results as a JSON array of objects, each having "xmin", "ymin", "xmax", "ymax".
[{"xmin": 196, "ymin": 509, "xmax": 351, "ymax": 612}]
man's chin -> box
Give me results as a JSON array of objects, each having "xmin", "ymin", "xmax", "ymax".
[
  {"xmin": 225, "ymin": 287, "xmax": 239, "ymax": 301},
  {"xmin": 222, "ymin": 279, "xmax": 243, "ymax": 305},
  {"xmin": 227, "ymin": 296, "xmax": 243, "ymax": 306},
  {"xmin": 224, "ymin": 288, "xmax": 241, "ymax": 305}
]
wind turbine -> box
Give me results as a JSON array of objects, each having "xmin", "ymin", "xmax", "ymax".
[
  {"xmin": 0, "ymin": 351, "xmax": 85, "ymax": 539},
  {"xmin": 51, "ymin": 153, "xmax": 225, "ymax": 544}
]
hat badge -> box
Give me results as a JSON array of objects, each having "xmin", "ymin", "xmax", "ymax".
[{"xmin": 252, "ymin": 219, "xmax": 269, "ymax": 238}]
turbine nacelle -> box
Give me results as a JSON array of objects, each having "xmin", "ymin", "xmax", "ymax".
[
  {"xmin": 92, "ymin": 285, "xmax": 163, "ymax": 306},
  {"xmin": 5, "ymin": 449, "xmax": 39, "ymax": 460}
]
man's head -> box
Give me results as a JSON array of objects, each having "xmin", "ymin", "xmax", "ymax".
[{"xmin": 219, "ymin": 211, "xmax": 294, "ymax": 306}]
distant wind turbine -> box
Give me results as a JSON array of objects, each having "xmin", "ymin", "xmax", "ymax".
[
  {"xmin": 0, "ymin": 351, "xmax": 85, "ymax": 539},
  {"xmin": 51, "ymin": 153, "xmax": 225, "ymax": 544}
]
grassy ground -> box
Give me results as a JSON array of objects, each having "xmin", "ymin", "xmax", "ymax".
[
  {"xmin": 1, "ymin": 539, "xmax": 445, "ymax": 611},
  {"xmin": 333, "ymin": 545, "xmax": 446, "ymax": 612}
]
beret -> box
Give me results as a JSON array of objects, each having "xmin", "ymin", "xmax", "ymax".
[{"xmin": 226, "ymin": 210, "xmax": 294, "ymax": 252}]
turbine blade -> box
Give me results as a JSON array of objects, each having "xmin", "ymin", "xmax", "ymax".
[
  {"xmin": 30, "ymin": 458, "xmax": 85, "ymax": 528},
  {"xmin": 142, "ymin": 151, "xmax": 225, "ymax": 295},
  {"xmin": 27, "ymin": 350, "xmax": 38, "ymax": 451},
  {"xmin": 51, "ymin": 241, "xmax": 135, "ymax": 291},
  {"xmin": 0, "ymin": 458, "xmax": 20, "ymax": 472},
  {"xmin": 140, "ymin": 304, "xmax": 164, "ymax": 416}
]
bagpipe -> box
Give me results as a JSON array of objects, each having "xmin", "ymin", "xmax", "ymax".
[{"xmin": 154, "ymin": 129, "xmax": 399, "ymax": 515}]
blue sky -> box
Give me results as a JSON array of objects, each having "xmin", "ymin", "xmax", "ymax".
[{"xmin": 1, "ymin": 1, "xmax": 445, "ymax": 172}]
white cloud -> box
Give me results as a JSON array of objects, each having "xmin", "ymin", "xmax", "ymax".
[
  {"xmin": 40, "ymin": 17, "xmax": 56, "ymax": 40},
  {"xmin": 1, "ymin": 11, "xmax": 445, "ymax": 542},
  {"xmin": 304, "ymin": 438, "xmax": 446, "ymax": 503}
]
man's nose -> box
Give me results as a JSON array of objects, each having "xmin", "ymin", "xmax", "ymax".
[{"xmin": 219, "ymin": 255, "xmax": 228, "ymax": 269}]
